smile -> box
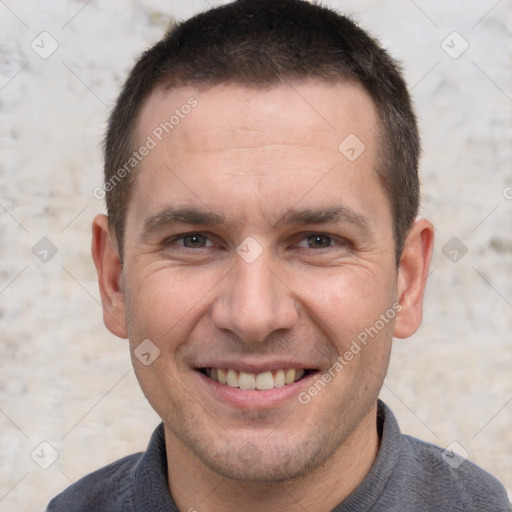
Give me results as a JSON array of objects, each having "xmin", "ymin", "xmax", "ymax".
[{"xmin": 200, "ymin": 368, "xmax": 311, "ymax": 390}]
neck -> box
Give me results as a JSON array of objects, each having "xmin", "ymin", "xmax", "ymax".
[{"xmin": 165, "ymin": 402, "xmax": 380, "ymax": 512}]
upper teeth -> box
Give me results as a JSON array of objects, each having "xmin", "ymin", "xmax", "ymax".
[{"xmin": 206, "ymin": 368, "xmax": 305, "ymax": 390}]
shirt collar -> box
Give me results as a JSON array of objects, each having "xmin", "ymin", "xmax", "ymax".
[
  {"xmin": 331, "ymin": 400, "xmax": 402, "ymax": 511},
  {"xmin": 133, "ymin": 422, "xmax": 179, "ymax": 512}
]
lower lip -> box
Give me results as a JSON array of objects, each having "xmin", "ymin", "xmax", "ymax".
[{"xmin": 196, "ymin": 371, "xmax": 319, "ymax": 409}]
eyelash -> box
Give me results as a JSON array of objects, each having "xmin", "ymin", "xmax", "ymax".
[{"xmin": 165, "ymin": 232, "xmax": 348, "ymax": 251}]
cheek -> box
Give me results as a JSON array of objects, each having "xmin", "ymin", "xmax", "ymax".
[
  {"xmin": 123, "ymin": 267, "xmax": 213, "ymax": 416},
  {"xmin": 123, "ymin": 265, "xmax": 221, "ymax": 348},
  {"xmin": 288, "ymin": 266, "xmax": 396, "ymax": 349}
]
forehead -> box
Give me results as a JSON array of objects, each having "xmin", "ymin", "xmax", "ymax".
[
  {"xmin": 129, "ymin": 80, "xmax": 387, "ymax": 234},
  {"xmin": 136, "ymin": 80, "xmax": 379, "ymax": 157}
]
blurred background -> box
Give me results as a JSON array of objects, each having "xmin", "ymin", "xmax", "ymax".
[{"xmin": 0, "ymin": 0, "xmax": 511, "ymax": 510}]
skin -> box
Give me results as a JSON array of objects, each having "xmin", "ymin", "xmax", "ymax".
[{"xmin": 92, "ymin": 81, "xmax": 434, "ymax": 512}]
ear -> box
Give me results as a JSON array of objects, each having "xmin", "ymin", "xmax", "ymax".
[
  {"xmin": 394, "ymin": 218, "xmax": 434, "ymax": 339},
  {"xmin": 91, "ymin": 214, "xmax": 128, "ymax": 338}
]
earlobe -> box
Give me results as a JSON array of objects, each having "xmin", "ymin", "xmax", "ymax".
[
  {"xmin": 394, "ymin": 218, "xmax": 434, "ymax": 339},
  {"xmin": 91, "ymin": 214, "xmax": 128, "ymax": 339}
]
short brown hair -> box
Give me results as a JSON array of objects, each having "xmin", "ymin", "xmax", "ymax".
[{"xmin": 104, "ymin": 0, "xmax": 420, "ymax": 263}]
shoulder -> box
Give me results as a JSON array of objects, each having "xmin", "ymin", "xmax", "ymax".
[
  {"xmin": 397, "ymin": 434, "xmax": 511, "ymax": 511},
  {"xmin": 370, "ymin": 402, "xmax": 511, "ymax": 512},
  {"xmin": 44, "ymin": 452, "xmax": 143, "ymax": 512},
  {"xmin": 44, "ymin": 423, "xmax": 172, "ymax": 512}
]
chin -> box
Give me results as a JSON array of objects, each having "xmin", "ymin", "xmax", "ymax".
[{"xmin": 188, "ymin": 433, "xmax": 330, "ymax": 484}]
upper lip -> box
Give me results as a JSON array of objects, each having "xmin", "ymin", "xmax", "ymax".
[{"xmin": 195, "ymin": 360, "xmax": 317, "ymax": 374}]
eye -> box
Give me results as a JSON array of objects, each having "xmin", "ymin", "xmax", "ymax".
[
  {"xmin": 296, "ymin": 233, "xmax": 334, "ymax": 249},
  {"xmin": 171, "ymin": 233, "xmax": 215, "ymax": 248}
]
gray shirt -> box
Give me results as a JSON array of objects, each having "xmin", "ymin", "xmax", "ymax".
[{"xmin": 45, "ymin": 401, "xmax": 511, "ymax": 511}]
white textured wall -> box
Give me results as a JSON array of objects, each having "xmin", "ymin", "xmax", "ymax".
[{"xmin": 0, "ymin": 1, "xmax": 511, "ymax": 510}]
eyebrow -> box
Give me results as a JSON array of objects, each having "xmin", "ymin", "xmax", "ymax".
[
  {"xmin": 142, "ymin": 207, "xmax": 227, "ymax": 236},
  {"xmin": 274, "ymin": 206, "xmax": 370, "ymax": 231},
  {"xmin": 141, "ymin": 205, "xmax": 371, "ymax": 238}
]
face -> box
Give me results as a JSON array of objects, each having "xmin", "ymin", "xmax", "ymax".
[{"xmin": 93, "ymin": 80, "xmax": 432, "ymax": 483}]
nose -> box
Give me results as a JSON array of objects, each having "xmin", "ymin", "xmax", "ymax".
[{"xmin": 211, "ymin": 251, "xmax": 299, "ymax": 343}]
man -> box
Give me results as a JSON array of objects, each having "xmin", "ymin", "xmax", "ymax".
[{"xmin": 46, "ymin": 0, "xmax": 511, "ymax": 510}]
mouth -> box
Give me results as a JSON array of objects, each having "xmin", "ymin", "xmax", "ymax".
[{"xmin": 198, "ymin": 367, "xmax": 314, "ymax": 390}]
